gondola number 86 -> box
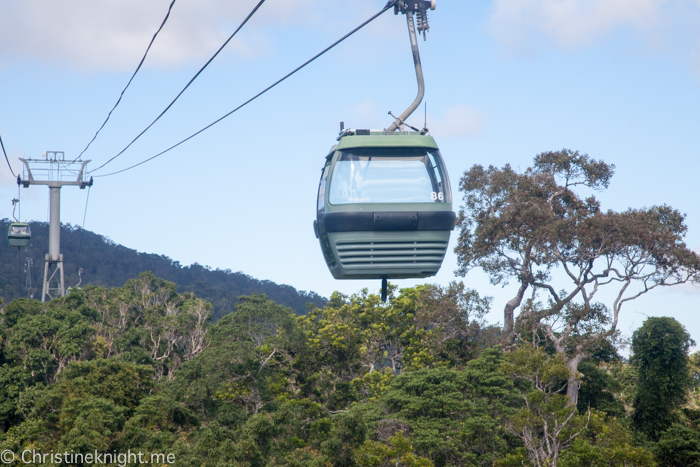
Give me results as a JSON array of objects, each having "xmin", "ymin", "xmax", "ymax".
[{"xmin": 431, "ymin": 192, "xmax": 444, "ymax": 201}]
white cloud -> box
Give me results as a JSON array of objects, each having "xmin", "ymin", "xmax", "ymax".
[
  {"xmin": 0, "ymin": 0, "xmax": 320, "ymax": 71},
  {"xmin": 490, "ymin": 0, "xmax": 668, "ymax": 49},
  {"xmin": 428, "ymin": 105, "xmax": 486, "ymax": 137}
]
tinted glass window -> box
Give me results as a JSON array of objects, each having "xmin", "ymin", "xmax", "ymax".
[
  {"xmin": 328, "ymin": 148, "xmax": 448, "ymax": 205},
  {"xmin": 318, "ymin": 163, "xmax": 329, "ymax": 215}
]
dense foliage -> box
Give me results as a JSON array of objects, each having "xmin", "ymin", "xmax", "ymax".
[
  {"xmin": 0, "ymin": 273, "xmax": 697, "ymax": 466},
  {"xmin": 0, "ymin": 219, "xmax": 325, "ymax": 317}
]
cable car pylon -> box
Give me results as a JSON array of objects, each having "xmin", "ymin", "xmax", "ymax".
[{"xmin": 18, "ymin": 151, "xmax": 93, "ymax": 302}]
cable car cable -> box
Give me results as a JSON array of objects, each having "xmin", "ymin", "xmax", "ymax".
[
  {"xmin": 74, "ymin": 0, "xmax": 179, "ymax": 162},
  {"xmin": 0, "ymin": 133, "xmax": 16, "ymax": 177},
  {"xmin": 91, "ymin": 0, "xmax": 267, "ymax": 173},
  {"xmin": 17, "ymin": 247, "xmax": 21, "ymax": 297},
  {"xmin": 73, "ymin": 185, "xmax": 91, "ymax": 286},
  {"xmin": 94, "ymin": 0, "xmax": 400, "ymax": 178}
]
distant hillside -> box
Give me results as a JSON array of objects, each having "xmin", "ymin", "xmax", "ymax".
[{"xmin": 0, "ymin": 219, "xmax": 325, "ymax": 318}]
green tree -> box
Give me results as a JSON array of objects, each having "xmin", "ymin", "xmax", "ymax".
[
  {"xmin": 58, "ymin": 397, "xmax": 127, "ymax": 454},
  {"xmin": 396, "ymin": 282, "xmax": 495, "ymax": 369},
  {"xmin": 356, "ymin": 431, "xmax": 433, "ymax": 467},
  {"xmin": 167, "ymin": 294, "xmax": 301, "ymax": 423},
  {"xmin": 382, "ymin": 347, "xmax": 519, "ymax": 466},
  {"xmin": 1, "ymin": 358, "xmax": 154, "ymax": 457},
  {"xmin": 654, "ymin": 423, "xmax": 700, "ymax": 466},
  {"xmin": 296, "ymin": 284, "xmax": 493, "ymax": 412},
  {"xmin": 297, "ymin": 289, "xmax": 409, "ymax": 410},
  {"xmin": 117, "ymin": 394, "xmax": 197, "ymax": 455},
  {"xmin": 2, "ymin": 296, "xmax": 95, "ymax": 384},
  {"xmin": 557, "ymin": 414, "xmax": 655, "ymax": 467},
  {"xmin": 631, "ymin": 317, "xmax": 694, "ymax": 440},
  {"xmin": 576, "ymin": 343, "xmax": 625, "ymax": 418},
  {"xmin": 320, "ymin": 411, "xmax": 368, "ymax": 467}
]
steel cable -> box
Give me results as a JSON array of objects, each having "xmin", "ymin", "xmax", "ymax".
[
  {"xmin": 1, "ymin": 133, "xmax": 16, "ymax": 177},
  {"xmin": 94, "ymin": 0, "xmax": 400, "ymax": 178},
  {"xmin": 75, "ymin": 0, "xmax": 179, "ymax": 161},
  {"xmin": 73, "ymin": 185, "xmax": 91, "ymax": 286},
  {"xmin": 92, "ymin": 0, "xmax": 267, "ymax": 173}
]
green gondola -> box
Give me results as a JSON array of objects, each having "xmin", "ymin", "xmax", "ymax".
[
  {"xmin": 8, "ymin": 222, "xmax": 31, "ymax": 248},
  {"xmin": 313, "ymin": 1, "xmax": 454, "ymax": 298},
  {"xmin": 314, "ymin": 130, "xmax": 455, "ymax": 281}
]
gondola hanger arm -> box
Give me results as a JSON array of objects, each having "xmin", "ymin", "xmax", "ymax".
[
  {"xmin": 386, "ymin": 0, "xmax": 435, "ymax": 132},
  {"xmin": 11, "ymin": 198, "xmax": 19, "ymax": 222}
]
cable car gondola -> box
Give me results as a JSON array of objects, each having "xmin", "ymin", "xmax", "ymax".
[
  {"xmin": 314, "ymin": 129, "xmax": 454, "ymax": 279},
  {"xmin": 313, "ymin": 1, "xmax": 455, "ymax": 300},
  {"xmin": 8, "ymin": 222, "xmax": 31, "ymax": 248}
]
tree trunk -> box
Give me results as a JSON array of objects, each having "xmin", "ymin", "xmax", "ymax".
[
  {"xmin": 566, "ymin": 374, "xmax": 579, "ymax": 407},
  {"xmin": 566, "ymin": 352, "xmax": 586, "ymax": 407},
  {"xmin": 503, "ymin": 283, "xmax": 528, "ymax": 345}
]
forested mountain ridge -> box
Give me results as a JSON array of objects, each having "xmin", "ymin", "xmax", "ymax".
[{"xmin": 0, "ymin": 219, "xmax": 325, "ymax": 318}]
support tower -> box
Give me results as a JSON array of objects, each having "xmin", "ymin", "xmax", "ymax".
[{"xmin": 18, "ymin": 151, "xmax": 93, "ymax": 302}]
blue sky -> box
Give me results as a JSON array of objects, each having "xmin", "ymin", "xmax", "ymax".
[{"xmin": 1, "ymin": 0, "xmax": 699, "ymax": 346}]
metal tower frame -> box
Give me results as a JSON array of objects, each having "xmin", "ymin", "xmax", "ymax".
[{"xmin": 18, "ymin": 151, "xmax": 93, "ymax": 302}]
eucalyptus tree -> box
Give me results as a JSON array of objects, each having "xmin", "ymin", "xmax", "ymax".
[
  {"xmin": 455, "ymin": 149, "xmax": 700, "ymax": 404},
  {"xmin": 81, "ymin": 272, "xmax": 212, "ymax": 379}
]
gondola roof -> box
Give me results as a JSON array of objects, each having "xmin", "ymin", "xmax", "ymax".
[{"xmin": 328, "ymin": 131, "xmax": 438, "ymax": 157}]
